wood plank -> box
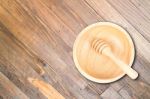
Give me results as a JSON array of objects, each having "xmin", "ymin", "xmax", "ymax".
[
  {"xmin": 0, "ymin": 22, "xmax": 72, "ymax": 98},
  {"xmin": 39, "ymin": 0, "xmax": 109, "ymax": 94},
  {"xmin": 119, "ymin": 84, "xmax": 139, "ymax": 99},
  {"xmin": 0, "ymin": 27, "xmax": 47, "ymax": 99},
  {"xmin": 0, "ymin": 72, "xmax": 29, "ymax": 99},
  {"xmin": 119, "ymin": 79, "xmax": 150, "ymax": 99},
  {"xmin": 0, "ymin": 0, "xmax": 109, "ymax": 98},
  {"xmin": 15, "ymin": 0, "xmax": 109, "ymax": 94},
  {"xmin": 130, "ymin": 0, "xmax": 150, "ymax": 19},
  {"xmin": 0, "ymin": 50, "xmax": 64, "ymax": 99},
  {"xmin": 16, "ymin": 0, "xmax": 76, "ymax": 48},
  {"xmin": 107, "ymin": 0, "xmax": 150, "ymax": 42},
  {"xmin": 0, "ymin": 20, "xmax": 66, "ymax": 98},
  {"xmin": 0, "ymin": 1, "xmax": 102, "ymax": 98},
  {"xmin": 101, "ymin": 87, "xmax": 123, "ymax": 99},
  {"xmin": 28, "ymin": 77, "xmax": 65, "ymax": 99},
  {"xmin": 0, "ymin": 0, "xmax": 150, "ymax": 98},
  {"xmin": 58, "ymin": 0, "xmax": 103, "ymax": 25}
]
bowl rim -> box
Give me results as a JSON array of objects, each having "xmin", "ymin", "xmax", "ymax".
[{"xmin": 73, "ymin": 22, "xmax": 135, "ymax": 83}]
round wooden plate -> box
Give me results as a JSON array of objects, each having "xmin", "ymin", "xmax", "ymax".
[{"xmin": 73, "ymin": 22, "xmax": 135, "ymax": 83}]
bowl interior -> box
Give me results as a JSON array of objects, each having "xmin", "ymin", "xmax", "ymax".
[{"xmin": 73, "ymin": 22, "xmax": 135, "ymax": 83}]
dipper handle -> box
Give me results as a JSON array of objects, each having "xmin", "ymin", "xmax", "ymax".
[{"xmin": 102, "ymin": 47, "xmax": 138, "ymax": 79}]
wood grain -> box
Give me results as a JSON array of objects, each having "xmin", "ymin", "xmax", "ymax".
[
  {"xmin": 0, "ymin": 0, "xmax": 150, "ymax": 98},
  {"xmin": 0, "ymin": 72, "xmax": 29, "ymax": 99},
  {"xmin": 28, "ymin": 77, "xmax": 65, "ymax": 99}
]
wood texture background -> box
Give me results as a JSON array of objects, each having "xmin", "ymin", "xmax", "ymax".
[{"xmin": 0, "ymin": 0, "xmax": 150, "ymax": 99}]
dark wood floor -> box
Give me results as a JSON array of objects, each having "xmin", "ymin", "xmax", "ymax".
[{"xmin": 0, "ymin": 0, "xmax": 150, "ymax": 99}]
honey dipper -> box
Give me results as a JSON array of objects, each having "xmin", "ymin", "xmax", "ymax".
[{"xmin": 92, "ymin": 39, "xmax": 138, "ymax": 79}]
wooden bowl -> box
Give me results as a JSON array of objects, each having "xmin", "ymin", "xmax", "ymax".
[{"xmin": 73, "ymin": 22, "xmax": 135, "ymax": 83}]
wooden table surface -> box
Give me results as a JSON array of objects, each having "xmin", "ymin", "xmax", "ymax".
[{"xmin": 0, "ymin": 0, "xmax": 150, "ymax": 99}]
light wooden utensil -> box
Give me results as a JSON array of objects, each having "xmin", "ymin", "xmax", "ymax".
[
  {"xmin": 92, "ymin": 39, "xmax": 138, "ymax": 79},
  {"xmin": 73, "ymin": 22, "xmax": 138, "ymax": 83}
]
